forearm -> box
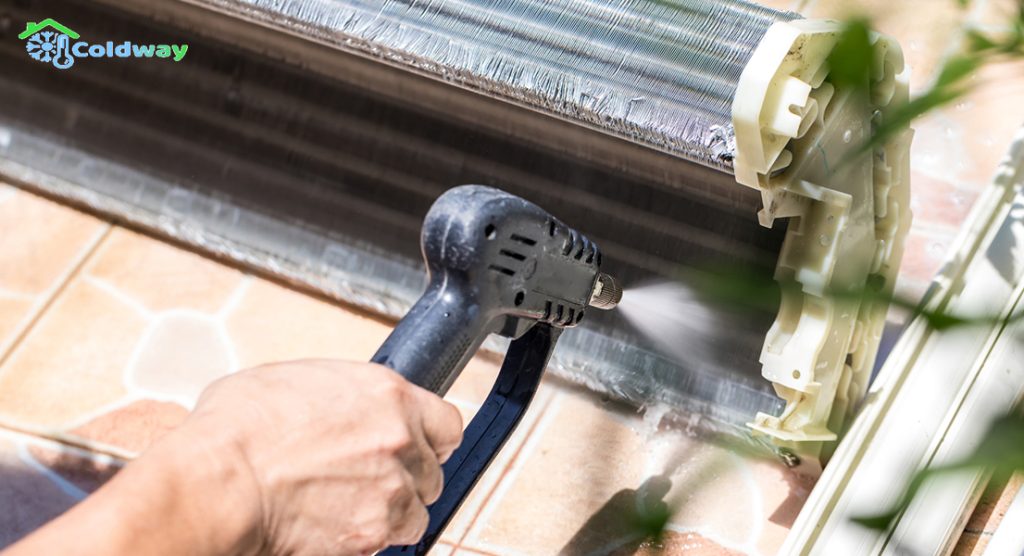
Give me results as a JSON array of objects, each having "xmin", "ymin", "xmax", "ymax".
[
  {"xmin": 3, "ymin": 361, "xmax": 461, "ymax": 556},
  {"xmin": 4, "ymin": 425, "xmax": 261, "ymax": 556}
]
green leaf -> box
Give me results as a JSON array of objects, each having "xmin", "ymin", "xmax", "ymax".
[
  {"xmin": 922, "ymin": 310, "xmax": 969, "ymax": 330},
  {"xmin": 936, "ymin": 55, "xmax": 982, "ymax": 88},
  {"xmin": 851, "ymin": 511, "xmax": 900, "ymax": 530},
  {"xmin": 966, "ymin": 29, "xmax": 999, "ymax": 52},
  {"xmin": 628, "ymin": 504, "xmax": 674, "ymax": 543},
  {"xmin": 854, "ymin": 85, "xmax": 964, "ymax": 158},
  {"xmin": 827, "ymin": 18, "xmax": 875, "ymax": 92},
  {"xmin": 853, "ymin": 413, "xmax": 1024, "ymax": 530}
]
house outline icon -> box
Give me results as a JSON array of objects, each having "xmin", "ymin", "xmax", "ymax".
[{"xmin": 18, "ymin": 19, "xmax": 80, "ymax": 40}]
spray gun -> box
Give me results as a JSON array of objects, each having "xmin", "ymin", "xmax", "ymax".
[{"xmin": 373, "ymin": 185, "xmax": 620, "ymax": 554}]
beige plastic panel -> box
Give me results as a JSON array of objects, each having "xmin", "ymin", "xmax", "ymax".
[{"xmin": 731, "ymin": 20, "xmax": 913, "ymax": 454}]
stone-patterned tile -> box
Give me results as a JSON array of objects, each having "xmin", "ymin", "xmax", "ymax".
[
  {"xmin": 0, "ymin": 188, "xmax": 107, "ymax": 296},
  {"xmin": 438, "ymin": 385, "xmax": 557, "ymax": 546},
  {"xmin": 460, "ymin": 387, "xmax": 811, "ymax": 555},
  {"xmin": 0, "ymin": 214, "xmax": 505, "ymax": 454},
  {"xmin": 69, "ymin": 400, "xmax": 189, "ymax": 455},
  {"xmin": 0, "ymin": 280, "xmax": 143, "ymax": 429},
  {"xmin": 609, "ymin": 532, "xmax": 745, "ymax": 556},
  {"xmin": 428, "ymin": 542, "xmax": 457, "ymax": 556},
  {"xmin": 0, "ymin": 185, "xmax": 108, "ymax": 356},
  {"xmin": 445, "ymin": 352, "xmax": 504, "ymax": 408},
  {"xmin": 751, "ymin": 457, "xmax": 819, "ymax": 555},
  {"xmin": 451, "ymin": 548, "xmax": 496, "ymax": 556},
  {"xmin": 224, "ymin": 278, "xmax": 392, "ymax": 368},
  {"xmin": 0, "ymin": 297, "xmax": 34, "ymax": 352},
  {"xmin": 0, "ymin": 430, "xmax": 121, "ymax": 549},
  {"xmin": 128, "ymin": 312, "xmax": 234, "ymax": 404},
  {"xmin": 223, "ymin": 276, "xmax": 502, "ymax": 409},
  {"xmin": 84, "ymin": 228, "xmax": 245, "ymax": 315}
]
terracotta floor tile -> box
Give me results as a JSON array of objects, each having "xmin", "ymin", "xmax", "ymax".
[
  {"xmin": 69, "ymin": 400, "xmax": 189, "ymax": 455},
  {"xmin": 0, "ymin": 280, "xmax": 143, "ymax": 429},
  {"xmin": 461, "ymin": 387, "xmax": 804, "ymax": 555},
  {"xmin": 429, "ymin": 542, "xmax": 457, "ymax": 555},
  {"xmin": 0, "ymin": 187, "xmax": 107, "ymax": 296},
  {"xmin": 0, "ymin": 296, "xmax": 34, "ymax": 354},
  {"xmin": 751, "ymin": 457, "xmax": 819, "ymax": 555},
  {"xmin": 438, "ymin": 385, "xmax": 557, "ymax": 546},
  {"xmin": 224, "ymin": 278, "xmax": 393, "ymax": 368},
  {"xmin": 609, "ymin": 531, "xmax": 745, "ymax": 556},
  {"xmin": 84, "ymin": 228, "xmax": 245, "ymax": 315},
  {"xmin": 445, "ymin": 353, "xmax": 504, "ymax": 408},
  {"xmin": 451, "ymin": 548, "xmax": 498, "ymax": 556},
  {"xmin": 128, "ymin": 312, "xmax": 234, "ymax": 404},
  {"xmin": 0, "ymin": 186, "xmax": 108, "ymax": 355}
]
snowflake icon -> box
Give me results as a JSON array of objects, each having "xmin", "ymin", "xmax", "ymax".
[{"xmin": 25, "ymin": 31, "xmax": 59, "ymax": 63}]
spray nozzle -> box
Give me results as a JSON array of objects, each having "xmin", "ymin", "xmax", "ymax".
[{"xmin": 589, "ymin": 273, "xmax": 622, "ymax": 310}]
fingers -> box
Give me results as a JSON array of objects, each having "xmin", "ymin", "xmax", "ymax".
[
  {"xmin": 409, "ymin": 386, "xmax": 464, "ymax": 462},
  {"xmin": 387, "ymin": 476, "xmax": 431, "ymax": 546},
  {"xmin": 399, "ymin": 426, "xmax": 445, "ymax": 504}
]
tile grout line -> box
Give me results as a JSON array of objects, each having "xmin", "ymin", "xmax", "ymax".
[
  {"xmin": 452, "ymin": 390, "xmax": 559, "ymax": 548},
  {"xmin": 0, "ymin": 223, "xmax": 114, "ymax": 370},
  {"xmin": 0, "ymin": 421, "xmax": 132, "ymax": 461}
]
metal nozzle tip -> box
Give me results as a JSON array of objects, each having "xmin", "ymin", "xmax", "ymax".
[{"xmin": 589, "ymin": 273, "xmax": 622, "ymax": 310}]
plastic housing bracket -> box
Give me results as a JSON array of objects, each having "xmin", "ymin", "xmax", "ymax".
[{"xmin": 731, "ymin": 19, "xmax": 913, "ymax": 455}]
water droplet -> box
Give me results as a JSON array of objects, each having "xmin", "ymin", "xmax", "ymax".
[
  {"xmin": 819, "ymin": 234, "xmax": 831, "ymax": 246},
  {"xmin": 842, "ymin": 129, "xmax": 853, "ymax": 143}
]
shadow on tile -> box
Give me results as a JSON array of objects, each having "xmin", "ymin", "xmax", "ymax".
[
  {"xmin": 559, "ymin": 475, "xmax": 673, "ymax": 555},
  {"xmin": 0, "ymin": 434, "xmax": 121, "ymax": 549}
]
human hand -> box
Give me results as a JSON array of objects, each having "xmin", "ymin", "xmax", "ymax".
[{"xmin": 169, "ymin": 359, "xmax": 464, "ymax": 556}]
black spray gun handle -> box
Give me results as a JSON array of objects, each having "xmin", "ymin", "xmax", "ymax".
[
  {"xmin": 371, "ymin": 278, "xmax": 485, "ymax": 396},
  {"xmin": 371, "ymin": 185, "xmax": 620, "ymax": 554}
]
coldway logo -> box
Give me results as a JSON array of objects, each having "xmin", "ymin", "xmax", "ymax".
[{"xmin": 19, "ymin": 18, "xmax": 189, "ymax": 70}]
